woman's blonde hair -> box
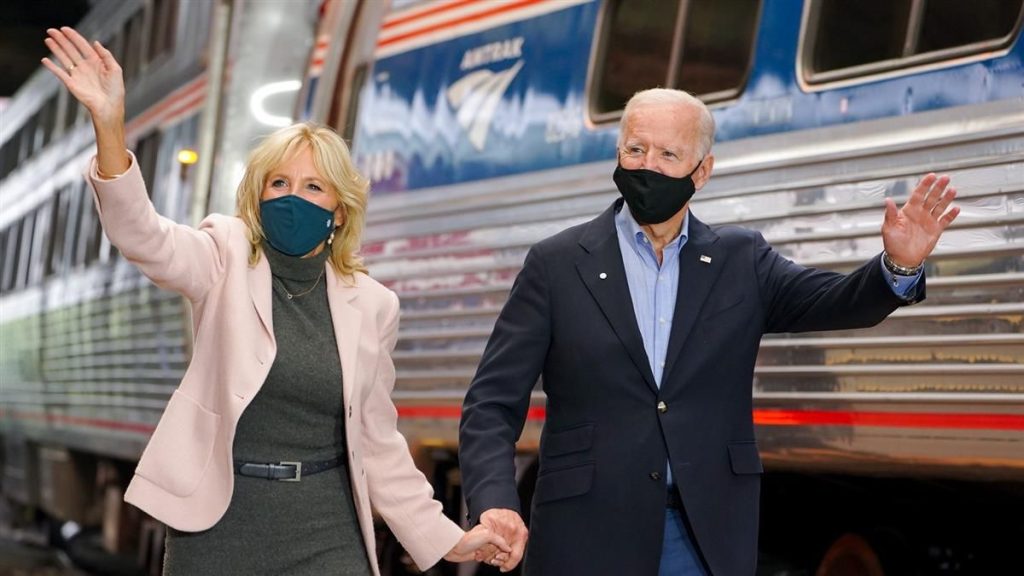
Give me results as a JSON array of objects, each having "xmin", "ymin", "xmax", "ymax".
[{"xmin": 236, "ymin": 122, "xmax": 369, "ymax": 278}]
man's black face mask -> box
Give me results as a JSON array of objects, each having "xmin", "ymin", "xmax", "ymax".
[{"xmin": 613, "ymin": 159, "xmax": 703, "ymax": 225}]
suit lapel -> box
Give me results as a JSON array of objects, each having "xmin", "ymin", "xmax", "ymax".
[
  {"xmin": 576, "ymin": 202, "xmax": 658, "ymax": 394},
  {"xmin": 662, "ymin": 216, "xmax": 724, "ymax": 381},
  {"xmin": 326, "ymin": 267, "xmax": 362, "ymax": 409},
  {"xmin": 249, "ymin": 253, "xmax": 273, "ymax": 339}
]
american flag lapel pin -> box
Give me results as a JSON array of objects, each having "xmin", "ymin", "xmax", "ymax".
[{"xmin": 700, "ymin": 255, "xmax": 712, "ymax": 264}]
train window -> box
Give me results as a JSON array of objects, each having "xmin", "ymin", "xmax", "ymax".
[
  {"xmin": 918, "ymin": 0, "xmax": 1024, "ymax": 52},
  {"xmin": 673, "ymin": 0, "xmax": 761, "ymax": 99},
  {"xmin": 148, "ymin": 0, "xmax": 178, "ymax": 63},
  {"xmin": 325, "ymin": 0, "xmax": 390, "ymax": 146},
  {"xmin": 78, "ymin": 193, "xmax": 103, "ymax": 266},
  {"xmin": 63, "ymin": 86, "xmax": 80, "ymax": 131},
  {"xmin": 63, "ymin": 186, "xmax": 84, "ymax": 269},
  {"xmin": 1, "ymin": 221, "xmax": 20, "ymax": 292},
  {"xmin": 591, "ymin": 0, "xmax": 760, "ymax": 119},
  {"xmin": 592, "ymin": 0, "xmax": 678, "ymax": 116},
  {"xmin": 14, "ymin": 214, "xmax": 35, "ymax": 290},
  {"xmin": 135, "ymin": 132, "xmax": 161, "ymax": 200},
  {"xmin": 0, "ymin": 230, "xmax": 5, "ymax": 287},
  {"xmin": 39, "ymin": 95, "xmax": 58, "ymax": 149},
  {"xmin": 810, "ymin": 0, "xmax": 910, "ymax": 72},
  {"xmin": 804, "ymin": 0, "xmax": 1024, "ymax": 82},
  {"xmin": 108, "ymin": 32, "xmax": 125, "ymax": 70},
  {"xmin": 47, "ymin": 188, "xmax": 71, "ymax": 277},
  {"xmin": 30, "ymin": 203, "xmax": 54, "ymax": 285},
  {"xmin": 123, "ymin": 9, "xmax": 146, "ymax": 83},
  {"xmin": 341, "ymin": 64, "xmax": 368, "ymax": 144},
  {"xmin": 19, "ymin": 117, "xmax": 36, "ymax": 163},
  {"xmin": 0, "ymin": 141, "xmax": 12, "ymax": 179}
]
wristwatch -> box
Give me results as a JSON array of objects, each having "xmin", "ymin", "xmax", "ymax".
[{"xmin": 882, "ymin": 251, "xmax": 923, "ymax": 276}]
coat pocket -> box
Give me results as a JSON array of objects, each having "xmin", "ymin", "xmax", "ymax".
[
  {"xmin": 542, "ymin": 423, "xmax": 594, "ymax": 458},
  {"xmin": 534, "ymin": 462, "xmax": 595, "ymax": 506},
  {"xmin": 135, "ymin": 390, "xmax": 221, "ymax": 497},
  {"xmin": 727, "ymin": 441, "xmax": 764, "ymax": 475}
]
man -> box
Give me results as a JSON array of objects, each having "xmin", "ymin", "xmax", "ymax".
[{"xmin": 459, "ymin": 89, "xmax": 958, "ymax": 575}]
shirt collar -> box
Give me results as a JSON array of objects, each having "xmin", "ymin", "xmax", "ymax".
[{"xmin": 615, "ymin": 203, "xmax": 690, "ymax": 252}]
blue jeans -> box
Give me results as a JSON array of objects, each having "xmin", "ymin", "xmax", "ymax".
[{"xmin": 659, "ymin": 508, "xmax": 707, "ymax": 576}]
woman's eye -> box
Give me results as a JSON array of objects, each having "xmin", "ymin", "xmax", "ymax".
[
  {"xmin": 308, "ymin": 183, "xmax": 323, "ymax": 192},
  {"xmin": 271, "ymin": 179, "xmax": 287, "ymax": 188}
]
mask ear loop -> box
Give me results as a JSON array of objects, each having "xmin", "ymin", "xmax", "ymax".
[{"xmin": 687, "ymin": 157, "xmax": 704, "ymax": 178}]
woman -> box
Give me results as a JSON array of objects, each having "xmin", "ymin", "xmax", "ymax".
[{"xmin": 43, "ymin": 27, "xmax": 511, "ymax": 575}]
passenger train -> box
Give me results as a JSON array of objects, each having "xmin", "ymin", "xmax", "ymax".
[{"xmin": 1, "ymin": 0, "xmax": 1022, "ymax": 573}]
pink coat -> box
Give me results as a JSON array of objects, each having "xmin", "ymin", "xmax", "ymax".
[{"xmin": 86, "ymin": 154, "xmax": 463, "ymax": 573}]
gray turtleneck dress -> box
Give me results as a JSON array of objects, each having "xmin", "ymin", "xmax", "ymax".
[{"xmin": 163, "ymin": 244, "xmax": 372, "ymax": 575}]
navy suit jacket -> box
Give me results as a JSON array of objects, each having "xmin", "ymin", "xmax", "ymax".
[{"xmin": 459, "ymin": 199, "xmax": 923, "ymax": 575}]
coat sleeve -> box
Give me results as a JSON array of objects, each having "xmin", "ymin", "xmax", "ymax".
[
  {"xmin": 754, "ymin": 231, "xmax": 925, "ymax": 334},
  {"xmin": 84, "ymin": 152, "xmax": 225, "ymax": 301},
  {"xmin": 361, "ymin": 290, "xmax": 464, "ymax": 570},
  {"xmin": 459, "ymin": 244, "xmax": 552, "ymax": 523}
]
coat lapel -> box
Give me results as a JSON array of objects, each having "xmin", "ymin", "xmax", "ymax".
[
  {"xmin": 326, "ymin": 267, "xmax": 362, "ymax": 409},
  {"xmin": 249, "ymin": 253, "xmax": 273, "ymax": 339},
  {"xmin": 576, "ymin": 201, "xmax": 658, "ymax": 394},
  {"xmin": 662, "ymin": 215, "xmax": 724, "ymax": 381}
]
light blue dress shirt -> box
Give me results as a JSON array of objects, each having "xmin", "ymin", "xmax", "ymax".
[{"xmin": 613, "ymin": 205, "xmax": 921, "ymax": 484}]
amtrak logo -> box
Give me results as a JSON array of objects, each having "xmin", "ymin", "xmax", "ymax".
[{"xmin": 446, "ymin": 60, "xmax": 523, "ymax": 151}]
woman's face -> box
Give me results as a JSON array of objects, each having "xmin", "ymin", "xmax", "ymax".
[{"xmin": 261, "ymin": 145, "xmax": 343, "ymax": 227}]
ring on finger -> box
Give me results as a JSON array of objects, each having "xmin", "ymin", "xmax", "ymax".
[{"xmin": 67, "ymin": 63, "xmax": 77, "ymax": 71}]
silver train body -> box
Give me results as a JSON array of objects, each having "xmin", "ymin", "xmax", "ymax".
[{"xmin": 0, "ymin": 0, "xmax": 1021, "ymax": 572}]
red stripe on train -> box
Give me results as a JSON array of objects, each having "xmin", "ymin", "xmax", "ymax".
[
  {"xmin": 378, "ymin": 0, "xmax": 546, "ymax": 48},
  {"xmin": 4, "ymin": 407, "xmax": 1021, "ymax": 435},
  {"xmin": 753, "ymin": 409, "xmax": 1024, "ymax": 430},
  {"xmin": 383, "ymin": 0, "xmax": 481, "ymax": 30},
  {"xmin": 394, "ymin": 406, "xmax": 1024, "ymax": 431}
]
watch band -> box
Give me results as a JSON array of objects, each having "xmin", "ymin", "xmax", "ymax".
[{"xmin": 883, "ymin": 251, "xmax": 923, "ymax": 276}]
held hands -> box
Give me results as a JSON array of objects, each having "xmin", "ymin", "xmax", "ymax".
[
  {"xmin": 444, "ymin": 523, "xmax": 511, "ymax": 564},
  {"xmin": 42, "ymin": 27, "xmax": 125, "ymax": 126},
  {"xmin": 474, "ymin": 508, "xmax": 529, "ymax": 572},
  {"xmin": 881, "ymin": 173, "xmax": 960, "ymax": 268}
]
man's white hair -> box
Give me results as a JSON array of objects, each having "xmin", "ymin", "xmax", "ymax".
[{"xmin": 618, "ymin": 88, "xmax": 716, "ymax": 158}]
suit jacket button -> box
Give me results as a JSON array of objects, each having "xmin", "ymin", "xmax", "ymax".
[
  {"xmin": 650, "ymin": 472, "xmax": 661, "ymax": 481},
  {"xmin": 657, "ymin": 401, "xmax": 668, "ymax": 414}
]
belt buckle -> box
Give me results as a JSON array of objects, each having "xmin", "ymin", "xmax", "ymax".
[{"xmin": 279, "ymin": 461, "xmax": 302, "ymax": 482}]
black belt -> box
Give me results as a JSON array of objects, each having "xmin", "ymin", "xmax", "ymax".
[
  {"xmin": 233, "ymin": 456, "xmax": 343, "ymax": 482},
  {"xmin": 667, "ymin": 486, "xmax": 683, "ymax": 509}
]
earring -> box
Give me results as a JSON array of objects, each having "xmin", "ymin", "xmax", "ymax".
[{"xmin": 328, "ymin": 230, "xmax": 335, "ymax": 246}]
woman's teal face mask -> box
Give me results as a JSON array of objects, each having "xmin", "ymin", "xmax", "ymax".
[{"xmin": 260, "ymin": 195, "xmax": 335, "ymax": 257}]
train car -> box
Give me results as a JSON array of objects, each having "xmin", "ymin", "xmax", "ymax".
[
  {"xmin": 304, "ymin": 0, "xmax": 1024, "ymax": 573},
  {"xmin": 1, "ymin": 0, "xmax": 1022, "ymax": 574}
]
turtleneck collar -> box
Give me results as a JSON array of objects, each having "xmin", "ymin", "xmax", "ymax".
[{"xmin": 263, "ymin": 241, "xmax": 330, "ymax": 281}]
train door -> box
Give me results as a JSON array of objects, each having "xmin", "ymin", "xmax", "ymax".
[{"xmin": 303, "ymin": 0, "xmax": 389, "ymax": 144}]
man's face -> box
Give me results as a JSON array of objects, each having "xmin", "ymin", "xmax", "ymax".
[{"xmin": 618, "ymin": 103, "xmax": 703, "ymax": 178}]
